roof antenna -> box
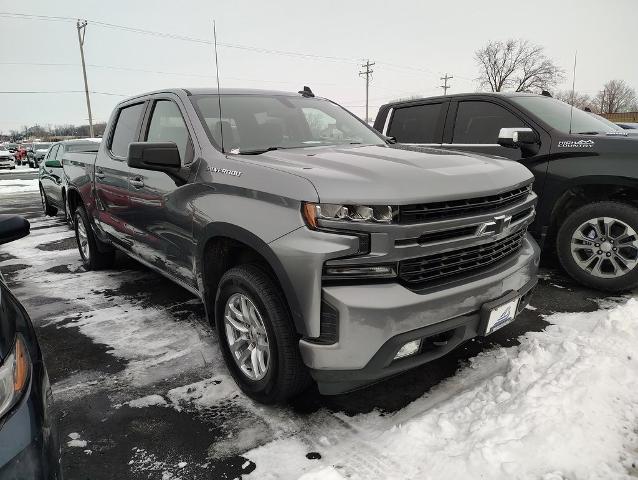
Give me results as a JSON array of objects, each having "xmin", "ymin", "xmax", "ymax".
[
  {"xmin": 213, "ymin": 20, "xmax": 224, "ymax": 153},
  {"xmin": 569, "ymin": 50, "xmax": 577, "ymax": 135},
  {"xmin": 299, "ymin": 86, "xmax": 315, "ymax": 98}
]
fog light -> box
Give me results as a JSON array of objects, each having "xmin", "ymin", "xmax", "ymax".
[{"xmin": 394, "ymin": 339, "xmax": 421, "ymax": 359}]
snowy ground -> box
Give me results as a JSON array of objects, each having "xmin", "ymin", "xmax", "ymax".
[{"xmin": 1, "ymin": 190, "xmax": 637, "ymax": 480}]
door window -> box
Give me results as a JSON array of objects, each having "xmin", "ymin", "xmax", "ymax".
[
  {"xmin": 387, "ymin": 103, "xmax": 442, "ymax": 143},
  {"xmin": 452, "ymin": 101, "xmax": 527, "ymax": 144},
  {"xmin": 110, "ymin": 103, "xmax": 145, "ymax": 158},
  {"xmin": 55, "ymin": 144, "xmax": 64, "ymax": 161},
  {"xmin": 146, "ymin": 100, "xmax": 191, "ymax": 162},
  {"xmin": 46, "ymin": 145, "xmax": 59, "ymax": 160}
]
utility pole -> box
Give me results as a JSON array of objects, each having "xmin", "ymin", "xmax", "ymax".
[
  {"xmin": 359, "ymin": 59, "xmax": 375, "ymax": 123},
  {"xmin": 76, "ymin": 19, "xmax": 94, "ymax": 137},
  {"xmin": 440, "ymin": 73, "xmax": 453, "ymax": 95}
]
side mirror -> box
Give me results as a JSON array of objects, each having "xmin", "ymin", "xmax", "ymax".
[
  {"xmin": 127, "ymin": 142, "xmax": 181, "ymax": 172},
  {"xmin": 498, "ymin": 128, "xmax": 539, "ymax": 149},
  {"xmin": 45, "ymin": 159, "xmax": 61, "ymax": 168},
  {"xmin": 0, "ymin": 215, "xmax": 30, "ymax": 245}
]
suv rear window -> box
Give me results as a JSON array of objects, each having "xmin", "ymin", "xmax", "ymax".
[
  {"xmin": 387, "ymin": 103, "xmax": 442, "ymax": 143},
  {"xmin": 110, "ymin": 103, "xmax": 145, "ymax": 158}
]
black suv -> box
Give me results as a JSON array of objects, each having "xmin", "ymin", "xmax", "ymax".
[{"xmin": 375, "ymin": 92, "xmax": 638, "ymax": 292}]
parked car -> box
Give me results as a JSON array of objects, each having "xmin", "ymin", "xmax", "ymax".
[
  {"xmin": 62, "ymin": 87, "xmax": 539, "ymax": 402},
  {"xmin": 0, "ymin": 215, "xmax": 61, "ymax": 479},
  {"xmin": 375, "ymin": 93, "xmax": 638, "ymax": 292},
  {"xmin": 0, "ymin": 146, "xmax": 16, "ymax": 170},
  {"xmin": 39, "ymin": 138, "xmax": 101, "ymax": 226},
  {"xmin": 4, "ymin": 143, "xmax": 18, "ymax": 154},
  {"xmin": 28, "ymin": 143, "xmax": 52, "ymax": 169},
  {"xmin": 14, "ymin": 145, "xmax": 27, "ymax": 165},
  {"xmin": 617, "ymin": 122, "xmax": 638, "ymax": 131}
]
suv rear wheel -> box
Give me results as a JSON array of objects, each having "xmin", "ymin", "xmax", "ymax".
[
  {"xmin": 557, "ymin": 201, "xmax": 638, "ymax": 292},
  {"xmin": 74, "ymin": 206, "xmax": 115, "ymax": 270},
  {"xmin": 214, "ymin": 264, "xmax": 310, "ymax": 404}
]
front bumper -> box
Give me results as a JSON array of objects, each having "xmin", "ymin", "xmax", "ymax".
[
  {"xmin": 0, "ymin": 160, "xmax": 15, "ymax": 169},
  {"xmin": 301, "ymin": 234, "xmax": 540, "ymax": 394}
]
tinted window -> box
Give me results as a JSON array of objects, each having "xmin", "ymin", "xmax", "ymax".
[
  {"xmin": 387, "ymin": 104, "xmax": 442, "ymax": 143},
  {"xmin": 453, "ymin": 101, "xmax": 527, "ymax": 144},
  {"xmin": 146, "ymin": 100, "xmax": 190, "ymax": 162},
  {"xmin": 110, "ymin": 103, "xmax": 145, "ymax": 158}
]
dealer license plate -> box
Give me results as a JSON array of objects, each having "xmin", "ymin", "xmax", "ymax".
[{"xmin": 485, "ymin": 297, "xmax": 519, "ymax": 335}]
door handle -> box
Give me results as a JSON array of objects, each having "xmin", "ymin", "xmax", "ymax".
[
  {"xmin": 95, "ymin": 169, "xmax": 105, "ymax": 179},
  {"xmin": 129, "ymin": 177, "xmax": 145, "ymax": 189}
]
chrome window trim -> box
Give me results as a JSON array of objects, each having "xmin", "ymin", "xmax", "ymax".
[{"xmin": 382, "ymin": 107, "xmax": 393, "ymax": 135}]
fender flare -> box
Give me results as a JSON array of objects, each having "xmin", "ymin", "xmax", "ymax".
[{"xmin": 196, "ymin": 222, "xmax": 307, "ymax": 336}]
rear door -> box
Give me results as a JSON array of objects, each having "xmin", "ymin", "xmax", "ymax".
[
  {"xmin": 384, "ymin": 100, "xmax": 448, "ymax": 147},
  {"xmin": 126, "ymin": 95, "xmax": 198, "ymax": 288},
  {"xmin": 94, "ymin": 101, "xmax": 146, "ymax": 246}
]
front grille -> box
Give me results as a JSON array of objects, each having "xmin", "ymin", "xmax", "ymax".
[
  {"xmin": 399, "ymin": 184, "xmax": 532, "ymax": 224},
  {"xmin": 398, "ymin": 228, "xmax": 526, "ymax": 286}
]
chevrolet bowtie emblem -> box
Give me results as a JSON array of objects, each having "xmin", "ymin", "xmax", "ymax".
[{"xmin": 477, "ymin": 215, "xmax": 512, "ymax": 236}]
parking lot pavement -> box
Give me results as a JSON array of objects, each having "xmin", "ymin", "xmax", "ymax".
[{"xmin": 0, "ymin": 191, "xmax": 629, "ymax": 479}]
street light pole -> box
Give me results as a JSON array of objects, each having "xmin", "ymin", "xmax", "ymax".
[{"xmin": 76, "ymin": 20, "xmax": 94, "ymax": 138}]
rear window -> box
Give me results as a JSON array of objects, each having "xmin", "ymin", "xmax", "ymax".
[
  {"xmin": 387, "ymin": 103, "xmax": 442, "ymax": 143},
  {"xmin": 110, "ymin": 103, "xmax": 145, "ymax": 158}
]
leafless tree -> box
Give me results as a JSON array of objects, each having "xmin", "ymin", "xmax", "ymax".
[
  {"xmin": 475, "ymin": 39, "xmax": 564, "ymax": 93},
  {"xmin": 595, "ymin": 80, "xmax": 638, "ymax": 113},
  {"xmin": 555, "ymin": 90, "xmax": 593, "ymax": 110}
]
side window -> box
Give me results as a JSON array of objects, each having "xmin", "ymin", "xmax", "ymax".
[
  {"xmin": 46, "ymin": 145, "xmax": 58, "ymax": 160},
  {"xmin": 110, "ymin": 103, "xmax": 145, "ymax": 158},
  {"xmin": 146, "ymin": 100, "xmax": 190, "ymax": 162},
  {"xmin": 453, "ymin": 101, "xmax": 527, "ymax": 144},
  {"xmin": 387, "ymin": 103, "xmax": 442, "ymax": 143},
  {"xmin": 55, "ymin": 145, "xmax": 64, "ymax": 160}
]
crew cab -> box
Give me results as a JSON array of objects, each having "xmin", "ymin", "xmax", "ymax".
[
  {"xmin": 375, "ymin": 93, "xmax": 638, "ymax": 292},
  {"xmin": 62, "ymin": 88, "xmax": 539, "ymax": 403}
]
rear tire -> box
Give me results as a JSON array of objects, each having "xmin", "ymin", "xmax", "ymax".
[
  {"xmin": 214, "ymin": 264, "xmax": 310, "ymax": 404},
  {"xmin": 557, "ymin": 201, "xmax": 638, "ymax": 292},
  {"xmin": 40, "ymin": 185, "xmax": 57, "ymax": 216},
  {"xmin": 74, "ymin": 206, "xmax": 115, "ymax": 270}
]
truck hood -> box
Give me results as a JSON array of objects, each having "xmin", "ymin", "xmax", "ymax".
[{"xmin": 249, "ymin": 145, "xmax": 533, "ymax": 204}]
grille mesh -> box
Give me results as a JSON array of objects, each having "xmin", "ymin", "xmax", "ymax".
[
  {"xmin": 399, "ymin": 184, "xmax": 532, "ymax": 224},
  {"xmin": 399, "ymin": 228, "xmax": 526, "ymax": 286}
]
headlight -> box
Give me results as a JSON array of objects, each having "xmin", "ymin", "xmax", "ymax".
[
  {"xmin": 323, "ymin": 264, "xmax": 397, "ymax": 279},
  {"xmin": 302, "ymin": 203, "xmax": 395, "ymax": 229},
  {"xmin": 0, "ymin": 335, "xmax": 31, "ymax": 419}
]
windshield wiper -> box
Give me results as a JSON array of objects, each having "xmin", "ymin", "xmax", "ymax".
[
  {"xmin": 233, "ymin": 146, "xmax": 282, "ymax": 155},
  {"xmin": 576, "ymin": 131, "xmax": 599, "ymax": 135}
]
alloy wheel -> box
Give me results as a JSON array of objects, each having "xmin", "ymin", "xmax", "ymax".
[
  {"xmin": 570, "ymin": 216, "xmax": 638, "ymax": 278},
  {"xmin": 76, "ymin": 215, "xmax": 90, "ymax": 261},
  {"xmin": 223, "ymin": 293, "xmax": 270, "ymax": 381}
]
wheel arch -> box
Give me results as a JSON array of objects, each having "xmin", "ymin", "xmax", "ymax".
[
  {"xmin": 196, "ymin": 223, "xmax": 306, "ymax": 336},
  {"xmin": 547, "ymin": 177, "xmax": 638, "ymax": 247}
]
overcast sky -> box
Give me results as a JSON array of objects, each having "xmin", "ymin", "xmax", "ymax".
[{"xmin": 0, "ymin": 0, "xmax": 636, "ymax": 133}]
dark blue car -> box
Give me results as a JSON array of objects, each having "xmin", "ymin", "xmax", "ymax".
[{"xmin": 0, "ymin": 215, "xmax": 61, "ymax": 479}]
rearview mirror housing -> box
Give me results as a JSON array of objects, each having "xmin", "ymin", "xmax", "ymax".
[
  {"xmin": 0, "ymin": 215, "xmax": 30, "ymax": 245},
  {"xmin": 127, "ymin": 142, "xmax": 181, "ymax": 172},
  {"xmin": 498, "ymin": 128, "xmax": 539, "ymax": 148},
  {"xmin": 45, "ymin": 159, "xmax": 61, "ymax": 168}
]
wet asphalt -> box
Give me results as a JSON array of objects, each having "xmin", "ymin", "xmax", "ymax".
[{"xmin": 0, "ymin": 191, "xmax": 623, "ymax": 479}]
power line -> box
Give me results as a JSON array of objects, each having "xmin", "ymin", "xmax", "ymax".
[{"xmin": 0, "ymin": 90, "xmax": 128, "ymax": 96}]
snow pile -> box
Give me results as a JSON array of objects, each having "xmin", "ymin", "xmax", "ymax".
[
  {"xmin": 246, "ymin": 299, "xmax": 638, "ymax": 480},
  {"xmin": 0, "ymin": 178, "xmax": 39, "ymax": 193}
]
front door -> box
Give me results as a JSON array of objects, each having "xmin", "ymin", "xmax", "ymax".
[
  {"xmin": 40, "ymin": 144, "xmax": 59, "ymax": 200},
  {"xmin": 127, "ymin": 97, "xmax": 197, "ymax": 288},
  {"xmin": 94, "ymin": 101, "xmax": 146, "ymax": 247}
]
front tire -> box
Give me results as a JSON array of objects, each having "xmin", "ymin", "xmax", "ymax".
[
  {"xmin": 40, "ymin": 185, "xmax": 57, "ymax": 216},
  {"xmin": 74, "ymin": 206, "xmax": 114, "ymax": 270},
  {"xmin": 557, "ymin": 201, "xmax": 638, "ymax": 292},
  {"xmin": 214, "ymin": 265, "xmax": 310, "ymax": 404}
]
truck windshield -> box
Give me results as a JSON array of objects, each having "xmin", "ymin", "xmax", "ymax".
[
  {"xmin": 191, "ymin": 94, "xmax": 383, "ymax": 154},
  {"xmin": 511, "ymin": 96, "xmax": 619, "ymax": 135}
]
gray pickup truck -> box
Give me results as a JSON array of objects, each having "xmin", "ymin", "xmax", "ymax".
[{"xmin": 62, "ymin": 87, "xmax": 539, "ymax": 403}]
